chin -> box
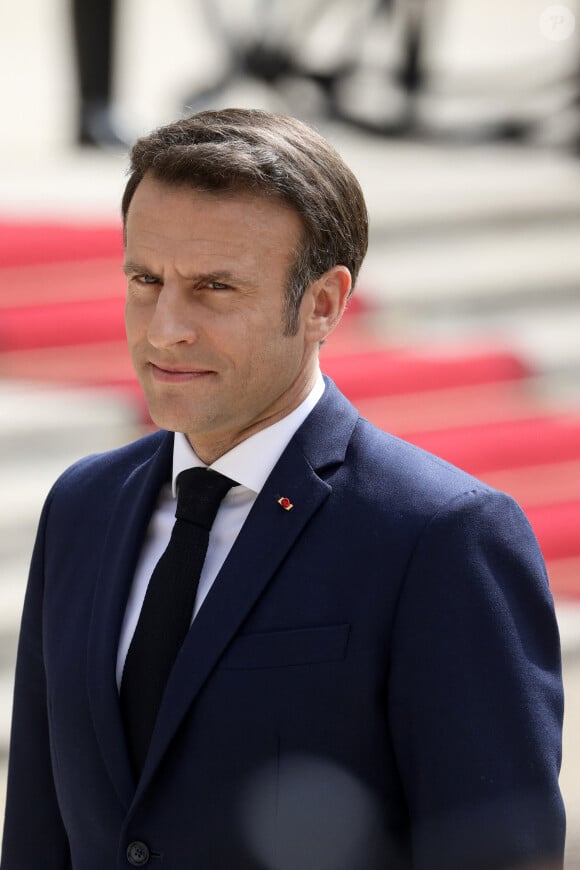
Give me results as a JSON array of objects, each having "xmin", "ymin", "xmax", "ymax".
[{"xmin": 145, "ymin": 402, "xmax": 191, "ymax": 434}]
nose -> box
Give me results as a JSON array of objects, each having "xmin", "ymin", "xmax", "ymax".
[{"xmin": 146, "ymin": 282, "xmax": 198, "ymax": 349}]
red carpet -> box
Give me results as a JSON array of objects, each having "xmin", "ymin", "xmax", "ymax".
[
  {"xmin": 400, "ymin": 415, "xmax": 580, "ymax": 473},
  {"xmin": 0, "ymin": 221, "xmax": 122, "ymax": 267},
  {"xmin": 1, "ymin": 219, "xmax": 579, "ymax": 599},
  {"xmin": 0, "ymin": 297, "xmax": 126, "ymax": 350},
  {"xmin": 321, "ymin": 347, "xmax": 530, "ymax": 397}
]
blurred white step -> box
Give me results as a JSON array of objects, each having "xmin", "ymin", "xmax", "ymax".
[
  {"xmin": 0, "ymin": 382, "xmax": 139, "ymax": 457},
  {"xmin": 363, "ymin": 219, "xmax": 580, "ymax": 307}
]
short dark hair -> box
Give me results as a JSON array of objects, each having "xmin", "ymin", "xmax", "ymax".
[{"xmin": 121, "ymin": 108, "xmax": 368, "ymax": 334}]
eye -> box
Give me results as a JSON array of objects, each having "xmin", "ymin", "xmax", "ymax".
[
  {"xmin": 208, "ymin": 281, "xmax": 230, "ymax": 291},
  {"xmin": 135, "ymin": 274, "xmax": 159, "ymax": 285}
]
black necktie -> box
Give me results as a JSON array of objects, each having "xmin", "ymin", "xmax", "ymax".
[{"xmin": 120, "ymin": 466, "xmax": 236, "ymax": 775}]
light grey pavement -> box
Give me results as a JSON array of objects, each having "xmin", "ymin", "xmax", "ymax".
[{"xmin": 1, "ymin": 0, "xmax": 580, "ymax": 864}]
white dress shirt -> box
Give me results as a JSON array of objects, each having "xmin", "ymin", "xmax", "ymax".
[{"xmin": 115, "ymin": 371, "xmax": 325, "ymax": 688}]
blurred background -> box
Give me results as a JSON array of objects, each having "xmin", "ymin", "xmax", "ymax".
[{"xmin": 1, "ymin": 0, "xmax": 580, "ymax": 863}]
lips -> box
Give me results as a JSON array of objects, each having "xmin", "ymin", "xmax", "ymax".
[{"xmin": 148, "ymin": 362, "xmax": 216, "ymax": 382}]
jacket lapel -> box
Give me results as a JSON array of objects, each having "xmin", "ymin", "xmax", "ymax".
[
  {"xmin": 86, "ymin": 430, "xmax": 173, "ymax": 808},
  {"xmin": 134, "ymin": 379, "xmax": 360, "ymax": 799}
]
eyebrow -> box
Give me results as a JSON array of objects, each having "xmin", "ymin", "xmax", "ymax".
[
  {"xmin": 121, "ymin": 261, "xmax": 149, "ymax": 276},
  {"xmin": 121, "ymin": 263, "xmax": 242, "ymax": 285}
]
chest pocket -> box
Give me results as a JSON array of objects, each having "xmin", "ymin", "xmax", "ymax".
[{"xmin": 220, "ymin": 624, "xmax": 350, "ymax": 670}]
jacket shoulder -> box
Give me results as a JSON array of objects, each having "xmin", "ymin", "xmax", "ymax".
[
  {"xmin": 50, "ymin": 428, "xmax": 170, "ymax": 498},
  {"xmin": 348, "ymin": 415, "xmax": 501, "ymax": 513}
]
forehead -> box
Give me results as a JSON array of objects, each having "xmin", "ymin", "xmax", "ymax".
[{"xmin": 125, "ymin": 175, "xmax": 304, "ymax": 267}]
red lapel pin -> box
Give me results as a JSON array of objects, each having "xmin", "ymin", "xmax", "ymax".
[{"xmin": 277, "ymin": 497, "xmax": 294, "ymax": 511}]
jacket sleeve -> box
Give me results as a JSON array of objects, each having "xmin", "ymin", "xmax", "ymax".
[
  {"xmin": 1, "ymin": 491, "xmax": 72, "ymax": 869},
  {"xmin": 388, "ymin": 487, "xmax": 565, "ymax": 870}
]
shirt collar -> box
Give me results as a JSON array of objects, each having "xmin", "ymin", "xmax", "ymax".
[{"xmin": 171, "ymin": 369, "xmax": 325, "ymax": 496}]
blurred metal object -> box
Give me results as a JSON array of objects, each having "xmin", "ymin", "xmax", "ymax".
[{"xmin": 183, "ymin": 0, "xmax": 580, "ymax": 154}]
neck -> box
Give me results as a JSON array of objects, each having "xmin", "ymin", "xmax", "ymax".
[{"xmin": 187, "ymin": 368, "xmax": 320, "ymax": 465}]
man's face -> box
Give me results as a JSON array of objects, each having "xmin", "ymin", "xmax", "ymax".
[{"xmin": 124, "ymin": 175, "xmax": 330, "ymax": 462}]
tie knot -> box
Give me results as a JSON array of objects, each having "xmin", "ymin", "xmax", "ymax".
[{"xmin": 175, "ymin": 467, "xmax": 236, "ymax": 530}]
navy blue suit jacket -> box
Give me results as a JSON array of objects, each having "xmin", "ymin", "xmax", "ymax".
[{"xmin": 1, "ymin": 379, "xmax": 565, "ymax": 869}]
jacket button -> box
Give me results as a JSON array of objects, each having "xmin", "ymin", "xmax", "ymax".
[{"xmin": 126, "ymin": 841, "xmax": 150, "ymax": 866}]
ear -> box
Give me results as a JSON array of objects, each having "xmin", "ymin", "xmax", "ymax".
[{"xmin": 303, "ymin": 266, "xmax": 352, "ymax": 343}]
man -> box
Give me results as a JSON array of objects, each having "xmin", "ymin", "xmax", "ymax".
[{"xmin": 1, "ymin": 109, "xmax": 565, "ymax": 869}]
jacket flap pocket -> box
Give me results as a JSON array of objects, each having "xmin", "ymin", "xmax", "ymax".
[{"xmin": 220, "ymin": 624, "xmax": 350, "ymax": 670}]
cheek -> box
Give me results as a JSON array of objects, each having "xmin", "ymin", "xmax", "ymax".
[
  {"xmin": 216, "ymin": 313, "xmax": 274, "ymax": 361},
  {"xmin": 125, "ymin": 301, "xmax": 148, "ymax": 343},
  {"xmin": 247, "ymin": 333, "xmax": 303, "ymax": 386}
]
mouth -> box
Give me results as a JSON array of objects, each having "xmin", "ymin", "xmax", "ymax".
[{"xmin": 148, "ymin": 362, "xmax": 216, "ymax": 383}]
